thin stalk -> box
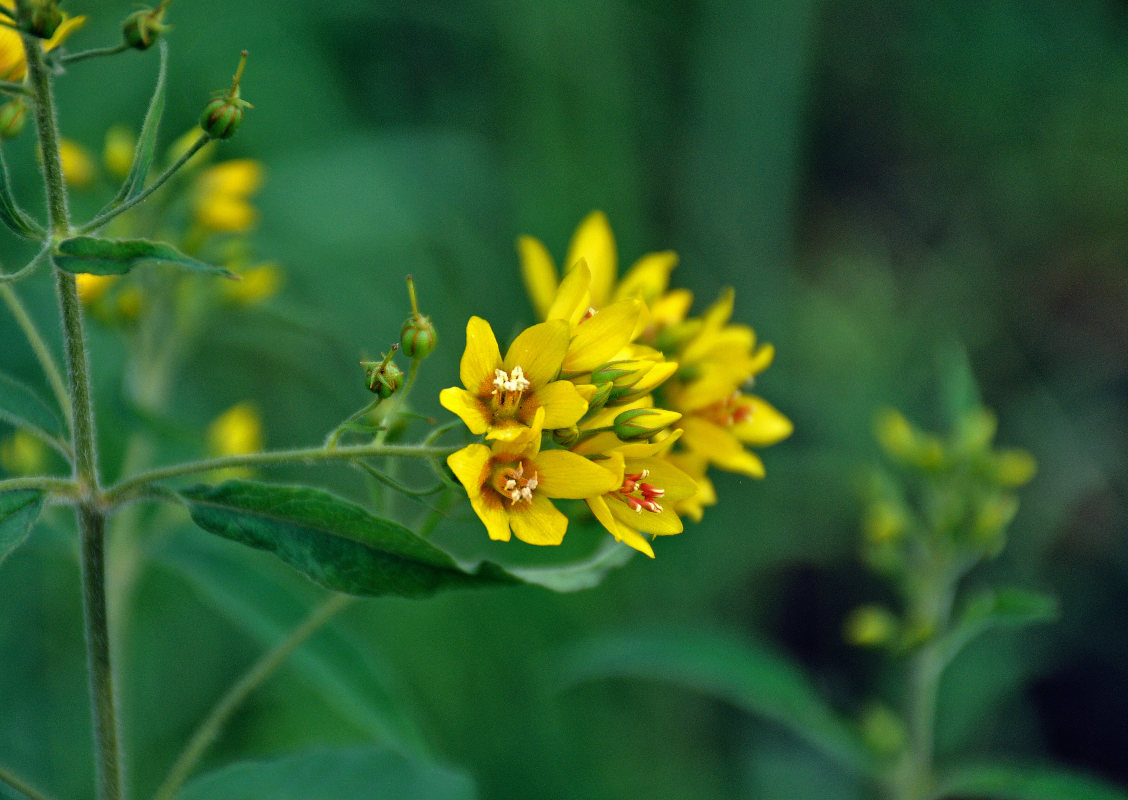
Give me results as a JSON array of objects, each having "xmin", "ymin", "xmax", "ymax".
[
  {"xmin": 0, "ymin": 78, "xmax": 30, "ymax": 95},
  {"xmin": 58, "ymin": 43, "xmax": 130, "ymax": 65},
  {"xmin": 0, "ymin": 282, "xmax": 71, "ymax": 425},
  {"xmin": 150, "ymin": 593, "xmax": 356, "ymax": 800},
  {"xmin": 103, "ymin": 441, "xmax": 459, "ymax": 505},
  {"xmin": 325, "ymin": 396, "xmax": 383, "ymax": 448},
  {"xmin": 0, "ymin": 475, "xmax": 76, "ymax": 494},
  {"xmin": 0, "ymin": 763, "xmax": 61, "ymax": 800},
  {"xmin": 23, "ymin": 32, "xmax": 121, "ymax": 800},
  {"xmin": 78, "ymin": 134, "xmax": 210, "ymax": 234}
]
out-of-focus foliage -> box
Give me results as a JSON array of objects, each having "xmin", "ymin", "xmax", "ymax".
[{"xmin": 1, "ymin": 1, "xmax": 1126, "ymax": 799}]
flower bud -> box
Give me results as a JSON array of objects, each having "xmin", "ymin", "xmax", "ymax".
[
  {"xmin": 19, "ymin": 0, "xmax": 63, "ymax": 39},
  {"xmin": 612, "ymin": 407, "xmax": 681, "ymax": 440},
  {"xmin": 361, "ymin": 348, "xmax": 403, "ymax": 399},
  {"xmin": 122, "ymin": 3, "xmax": 171, "ymax": 51},
  {"xmin": 591, "ymin": 360, "xmax": 646, "ymax": 391},
  {"xmin": 0, "ymin": 98, "xmax": 27, "ymax": 140},
  {"xmin": 843, "ymin": 605, "xmax": 899, "ymax": 648},
  {"xmin": 552, "ymin": 425, "xmax": 580, "ymax": 448},
  {"xmin": 587, "ymin": 382, "xmax": 614, "ymax": 412},
  {"xmin": 201, "ymin": 51, "xmax": 251, "ymax": 140},
  {"xmin": 399, "ymin": 276, "xmax": 436, "ymax": 359}
]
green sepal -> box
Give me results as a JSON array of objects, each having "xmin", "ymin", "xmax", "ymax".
[
  {"xmin": 0, "ymin": 146, "xmax": 44, "ymax": 240},
  {"xmin": 52, "ymin": 236, "xmax": 235, "ymax": 279},
  {"xmin": 0, "ymin": 490, "xmax": 45, "ymax": 565},
  {"xmin": 936, "ymin": 763, "xmax": 1128, "ymax": 800},
  {"xmin": 178, "ymin": 480, "xmax": 632, "ymax": 598},
  {"xmin": 111, "ymin": 39, "xmax": 168, "ymax": 205}
]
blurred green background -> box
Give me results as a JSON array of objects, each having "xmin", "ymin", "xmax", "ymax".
[{"xmin": 2, "ymin": 1, "xmax": 1127, "ymax": 798}]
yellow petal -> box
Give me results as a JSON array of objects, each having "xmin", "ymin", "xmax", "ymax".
[
  {"xmin": 439, "ymin": 387, "xmax": 491, "ymax": 435},
  {"xmin": 485, "ymin": 417, "xmax": 531, "ymax": 442},
  {"xmin": 733, "ymin": 396, "xmax": 794, "ymax": 446},
  {"xmin": 564, "ymin": 298, "xmax": 645, "ymax": 374},
  {"xmin": 565, "ymin": 211, "xmax": 617, "ymax": 308},
  {"xmin": 509, "ymin": 494, "xmax": 567, "ymax": 545},
  {"xmin": 650, "ymin": 289, "xmax": 694, "ymax": 329},
  {"xmin": 469, "ymin": 493, "xmax": 512, "ymax": 541},
  {"xmin": 580, "ymin": 395, "xmax": 652, "ymax": 432},
  {"xmin": 517, "ymin": 235, "xmax": 559, "ymax": 320},
  {"xmin": 615, "ymin": 250, "xmax": 678, "ymax": 303},
  {"xmin": 546, "ymin": 259, "xmax": 591, "ymax": 326},
  {"xmin": 504, "ymin": 319, "xmax": 570, "ymax": 388},
  {"xmin": 460, "ymin": 316, "xmax": 502, "ymax": 392},
  {"xmin": 632, "ymin": 456, "xmax": 697, "ymax": 502},
  {"xmin": 45, "ymin": 15, "xmax": 86, "ymax": 52},
  {"xmin": 609, "ymin": 498, "xmax": 683, "ymax": 536},
  {"xmin": 447, "ymin": 444, "xmax": 492, "ymax": 498},
  {"xmin": 527, "ymin": 380, "xmax": 588, "ymax": 430},
  {"xmin": 679, "ymin": 417, "xmax": 765, "ymax": 478},
  {"xmin": 535, "ymin": 450, "xmax": 623, "ymax": 499}
]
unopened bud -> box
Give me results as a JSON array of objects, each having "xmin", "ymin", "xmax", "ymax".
[
  {"xmin": 612, "ymin": 407, "xmax": 681, "ymax": 440},
  {"xmin": 20, "ymin": 0, "xmax": 63, "ymax": 39},
  {"xmin": 399, "ymin": 275, "xmax": 436, "ymax": 359},
  {"xmin": 122, "ymin": 2, "xmax": 171, "ymax": 51},
  {"xmin": 844, "ymin": 605, "xmax": 899, "ymax": 647},
  {"xmin": 361, "ymin": 346, "xmax": 403, "ymax": 399},
  {"xmin": 201, "ymin": 51, "xmax": 252, "ymax": 140},
  {"xmin": 587, "ymin": 382, "xmax": 614, "ymax": 412},
  {"xmin": 0, "ymin": 98, "xmax": 27, "ymax": 140},
  {"xmin": 552, "ymin": 425, "xmax": 580, "ymax": 448}
]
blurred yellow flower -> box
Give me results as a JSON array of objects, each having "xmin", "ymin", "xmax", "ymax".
[
  {"xmin": 207, "ymin": 402, "xmax": 263, "ymax": 458},
  {"xmin": 222, "ymin": 261, "xmax": 283, "ymax": 305},
  {"xmin": 0, "ymin": 430, "xmax": 49, "ymax": 475},
  {"xmin": 59, "ymin": 139, "xmax": 96, "ymax": 188},
  {"xmin": 75, "ymin": 273, "xmax": 117, "ymax": 305},
  {"xmin": 0, "ymin": 2, "xmax": 85, "ymax": 82},
  {"xmin": 103, "ymin": 125, "xmax": 136, "ymax": 180},
  {"xmin": 193, "ymin": 159, "xmax": 263, "ymax": 233}
]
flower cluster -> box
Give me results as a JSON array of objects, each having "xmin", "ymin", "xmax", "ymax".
[{"xmin": 443, "ymin": 211, "xmax": 791, "ymax": 557}]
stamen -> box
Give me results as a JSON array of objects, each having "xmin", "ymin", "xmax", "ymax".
[{"xmin": 491, "ymin": 366, "xmax": 532, "ymax": 397}]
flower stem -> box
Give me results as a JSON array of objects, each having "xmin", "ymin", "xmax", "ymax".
[
  {"xmin": 150, "ymin": 593, "xmax": 356, "ymax": 800},
  {"xmin": 58, "ymin": 43, "xmax": 130, "ymax": 65},
  {"xmin": 23, "ymin": 32, "xmax": 121, "ymax": 800}
]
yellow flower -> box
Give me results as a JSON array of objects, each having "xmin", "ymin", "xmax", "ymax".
[
  {"xmin": 573, "ymin": 432, "xmax": 697, "ymax": 558},
  {"xmin": 59, "ymin": 139, "xmax": 96, "ymax": 189},
  {"xmin": 207, "ymin": 403, "xmax": 263, "ymax": 478},
  {"xmin": 440, "ymin": 316, "xmax": 588, "ymax": 442},
  {"xmin": 0, "ymin": 430, "xmax": 49, "ymax": 475},
  {"xmin": 0, "ymin": 2, "xmax": 85, "ymax": 82},
  {"xmin": 193, "ymin": 159, "xmax": 263, "ymax": 233},
  {"xmin": 447, "ymin": 411, "xmax": 622, "ymax": 546},
  {"xmin": 103, "ymin": 125, "xmax": 136, "ymax": 180},
  {"xmin": 222, "ymin": 261, "xmax": 282, "ymax": 305},
  {"xmin": 665, "ymin": 451, "xmax": 717, "ymax": 522},
  {"xmin": 75, "ymin": 273, "xmax": 117, "ymax": 305}
]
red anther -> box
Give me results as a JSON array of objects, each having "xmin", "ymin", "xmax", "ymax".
[
  {"xmin": 639, "ymin": 483, "xmax": 665, "ymax": 500},
  {"xmin": 623, "ymin": 495, "xmax": 644, "ymax": 512},
  {"xmin": 638, "ymin": 498, "xmax": 663, "ymax": 513}
]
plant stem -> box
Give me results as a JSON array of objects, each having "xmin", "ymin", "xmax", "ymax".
[
  {"xmin": 59, "ymin": 43, "xmax": 130, "ymax": 65},
  {"xmin": 0, "ymin": 763, "xmax": 61, "ymax": 800},
  {"xmin": 150, "ymin": 593, "xmax": 356, "ymax": 800},
  {"xmin": 0, "ymin": 282, "xmax": 71, "ymax": 425},
  {"xmin": 78, "ymin": 134, "xmax": 210, "ymax": 234},
  {"xmin": 23, "ymin": 32, "xmax": 121, "ymax": 800},
  {"xmin": 325, "ymin": 396, "xmax": 383, "ymax": 448},
  {"xmin": 103, "ymin": 441, "xmax": 459, "ymax": 505},
  {"xmin": 0, "ymin": 475, "xmax": 76, "ymax": 494}
]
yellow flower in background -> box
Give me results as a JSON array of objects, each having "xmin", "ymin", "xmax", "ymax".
[
  {"xmin": 447, "ymin": 410, "xmax": 622, "ymax": 545},
  {"xmin": 572, "ymin": 431, "xmax": 697, "ymax": 558},
  {"xmin": 221, "ymin": 261, "xmax": 283, "ymax": 305},
  {"xmin": 59, "ymin": 139, "xmax": 96, "ymax": 189},
  {"xmin": 440, "ymin": 316, "xmax": 588, "ymax": 442},
  {"xmin": 193, "ymin": 159, "xmax": 263, "ymax": 233},
  {"xmin": 0, "ymin": 2, "xmax": 85, "ymax": 82},
  {"xmin": 0, "ymin": 431, "xmax": 49, "ymax": 475},
  {"xmin": 207, "ymin": 404, "xmax": 263, "ymax": 479},
  {"xmin": 75, "ymin": 273, "xmax": 117, "ymax": 305},
  {"xmin": 103, "ymin": 125, "xmax": 136, "ymax": 180}
]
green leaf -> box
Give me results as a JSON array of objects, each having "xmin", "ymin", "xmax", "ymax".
[
  {"xmin": 52, "ymin": 237, "xmax": 234, "ymax": 279},
  {"xmin": 0, "ymin": 147, "xmax": 44, "ymax": 240},
  {"xmin": 560, "ymin": 629, "xmax": 878, "ymax": 775},
  {"xmin": 0, "ymin": 371, "xmax": 62, "ymax": 438},
  {"xmin": 939, "ymin": 586, "xmax": 1059, "ymax": 667},
  {"xmin": 178, "ymin": 480, "xmax": 633, "ymax": 597},
  {"xmin": 113, "ymin": 39, "xmax": 168, "ymax": 203},
  {"xmin": 936, "ymin": 763, "xmax": 1128, "ymax": 800},
  {"xmin": 1, "ymin": 490, "xmax": 45, "ymax": 565},
  {"xmin": 178, "ymin": 747, "xmax": 477, "ymax": 800}
]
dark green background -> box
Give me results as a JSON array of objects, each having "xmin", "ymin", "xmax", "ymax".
[{"xmin": 2, "ymin": 1, "xmax": 1126, "ymax": 798}]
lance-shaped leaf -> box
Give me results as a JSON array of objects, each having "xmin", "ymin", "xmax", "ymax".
[
  {"xmin": 111, "ymin": 39, "xmax": 168, "ymax": 204},
  {"xmin": 0, "ymin": 147, "xmax": 44, "ymax": 240},
  {"xmin": 936, "ymin": 763, "xmax": 1128, "ymax": 800},
  {"xmin": 0, "ymin": 371, "xmax": 62, "ymax": 439},
  {"xmin": 1, "ymin": 490, "xmax": 45, "ymax": 565},
  {"xmin": 178, "ymin": 480, "xmax": 633, "ymax": 598},
  {"xmin": 179, "ymin": 747, "xmax": 477, "ymax": 800},
  {"xmin": 938, "ymin": 586, "xmax": 1060, "ymax": 668},
  {"xmin": 560, "ymin": 629, "xmax": 879, "ymax": 776},
  {"xmin": 52, "ymin": 237, "xmax": 234, "ymax": 279}
]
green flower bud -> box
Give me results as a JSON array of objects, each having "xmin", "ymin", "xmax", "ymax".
[
  {"xmin": 859, "ymin": 704, "xmax": 907, "ymax": 759},
  {"xmin": 587, "ymin": 382, "xmax": 614, "ymax": 412},
  {"xmin": 122, "ymin": 3, "xmax": 171, "ymax": 51},
  {"xmin": 552, "ymin": 425, "xmax": 580, "ymax": 448},
  {"xmin": 0, "ymin": 98, "xmax": 27, "ymax": 140},
  {"xmin": 843, "ymin": 605, "xmax": 899, "ymax": 648},
  {"xmin": 591, "ymin": 360, "xmax": 646, "ymax": 390},
  {"xmin": 201, "ymin": 51, "xmax": 252, "ymax": 140},
  {"xmin": 19, "ymin": 0, "xmax": 63, "ymax": 39},
  {"xmin": 612, "ymin": 407, "xmax": 682, "ymax": 440},
  {"xmin": 399, "ymin": 277, "xmax": 436, "ymax": 359},
  {"xmin": 361, "ymin": 346, "xmax": 403, "ymax": 399}
]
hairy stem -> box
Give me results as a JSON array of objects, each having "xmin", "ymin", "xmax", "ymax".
[{"xmin": 150, "ymin": 593, "xmax": 356, "ymax": 800}]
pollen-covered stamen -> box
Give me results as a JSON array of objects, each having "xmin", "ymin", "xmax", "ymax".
[
  {"xmin": 491, "ymin": 365, "xmax": 531, "ymax": 398},
  {"xmin": 616, "ymin": 469, "xmax": 662, "ymax": 513},
  {"xmin": 491, "ymin": 460, "xmax": 539, "ymax": 506},
  {"xmin": 580, "ymin": 306, "xmax": 599, "ymax": 322}
]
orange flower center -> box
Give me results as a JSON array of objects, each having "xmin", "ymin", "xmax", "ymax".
[
  {"xmin": 703, "ymin": 391, "xmax": 752, "ymax": 427},
  {"xmin": 489, "ymin": 457, "xmax": 539, "ymax": 506},
  {"xmin": 489, "ymin": 366, "xmax": 530, "ymax": 417}
]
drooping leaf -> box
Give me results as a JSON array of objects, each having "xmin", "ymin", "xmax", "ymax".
[
  {"xmin": 939, "ymin": 586, "xmax": 1060, "ymax": 667},
  {"xmin": 178, "ymin": 480, "xmax": 632, "ymax": 598},
  {"xmin": 560, "ymin": 629, "xmax": 878, "ymax": 775},
  {"xmin": 178, "ymin": 747, "xmax": 477, "ymax": 800},
  {"xmin": 113, "ymin": 39, "xmax": 168, "ymax": 203},
  {"xmin": 0, "ymin": 490, "xmax": 45, "ymax": 565},
  {"xmin": 936, "ymin": 763, "xmax": 1128, "ymax": 800},
  {"xmin": 0, "ymin": 147, "xmax": 44, "ymax": 240},
  {"xmin": 0, "ymin": 371, "xmax": 62, "ymax": 438},
  {"xmin": 52, "ymin": 237, "xmax": 234, "ymax": 278}
]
